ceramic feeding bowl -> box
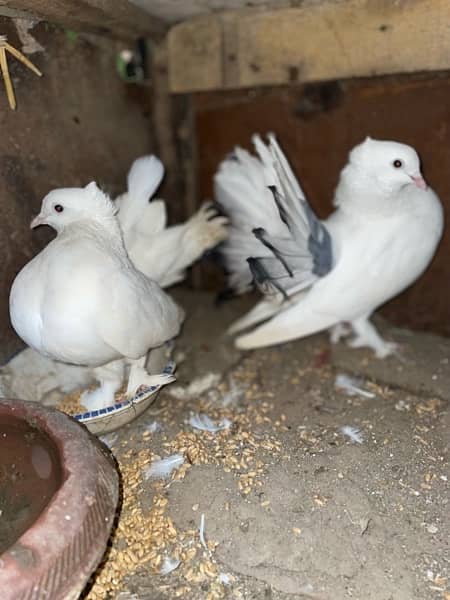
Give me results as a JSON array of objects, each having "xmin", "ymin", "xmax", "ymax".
[
  {"xmin": 74, "ymin": 359, "xmax": 176, "ymax": 435},
  {"xmin": 0, "ymin": 398, "xmax": 119, "ymax": 600},
  {"xmin": 0, "ymin": 342, "xmax": 176, "ymax": 436}
]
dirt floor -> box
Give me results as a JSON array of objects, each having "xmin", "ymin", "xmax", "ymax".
[{"xmin": 83, "ymin": 289, "xmax": 449, "ymax": 600}]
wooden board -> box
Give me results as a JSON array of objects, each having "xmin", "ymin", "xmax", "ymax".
[{"xmin": 168, "ymin": 0, "xmax": 450, "ymax": 92}]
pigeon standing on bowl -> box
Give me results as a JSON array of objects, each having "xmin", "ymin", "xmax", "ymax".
[
  {"xmin": 5, "ymin": 154, "xmax": 228, "ymax": 410},
  {"xmin": 9, "ymin": 182, "xmax": 184, "ymax": 409},
  {"xmin": 215, "ymin": 135, "xmax": 443, "ymax": 357}
]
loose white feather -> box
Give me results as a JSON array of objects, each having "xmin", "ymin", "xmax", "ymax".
[
  {"xmin": 340, "ymin": 426, "xmax": 364, "ymax": 444},
  {"xmin": 189, "ymin": 413, "xmax": 232, "ymax": 433},
  {"xmin": 99, "ymin": 433, "xmax": 118, "ymax": 449},
  {"xmin": 335, "ymin": 374, "xmax": 375, "ymax": 399},
  {"xmin": 219, "ymin": 573, "xmax": 232, "ymax": 586},
  {"xmin": 199, "ymin": 513, "xmax": 207, "ymax": 549},
  {"xmin": 160, "ymin": 556, "xmax": 181, "ymax": 575},
  {"xmin": 145, "ymin": 420, "xmax": 162, "ymax": 434},
  {"xmin": 144, "ymin": 453, "xmax": 185, "ymax": 480}
]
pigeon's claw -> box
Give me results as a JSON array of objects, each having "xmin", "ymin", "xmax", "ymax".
[
  {"xmin": 347, "ymin": 334, "xmax": 398, "ymax": 359},
  {"xmin": 347, "ymin": 316, "xmax": 398, "ymax": 359},
  {"xmin": 126, "ymin": 358, "xmax": 175, "ymax": 399},
  {"xmin": 126, "ymin": 372, "xmax": 175, "ymax": 399},
  {"xmin": 185, "ymin": 203, "xmax": 228, "ymax": 253},
  {"xmin": 374, "ymin": 341, "xmax": 399, "ymax": 359}
]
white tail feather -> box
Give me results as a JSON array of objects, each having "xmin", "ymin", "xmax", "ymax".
[
  {"xmin": 227, "ymin": 296, "xmax": 287, "ymax": 335},
  {"xmin": 215, "ymin": 141, "xmax": 289, "ymax": 293},
  {"xmin": 128, "ymin": 155, "xmax": 164, "ymax": 207},
  {"xmin": 117, "ymin": 155, "xmax": 164, "ymax": 236},
  {"xmin": 235, "ymin": 301, "xmax": 337, "ymax": 349}
]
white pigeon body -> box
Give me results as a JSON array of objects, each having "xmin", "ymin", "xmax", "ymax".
[
  {"xmin": 10, "ymin": 183, "xmax": 184, "ymax": 408},
  {"xmin": 215, "ymin": 135, "xmax": 443, "ymax": 356},
  {"xmin": 116, "ymin": 155, "xmax": 228, "ymax": 287},
  {"xmin": 324, "ymin": 188, "xmax": 441, "ymax": 319}
]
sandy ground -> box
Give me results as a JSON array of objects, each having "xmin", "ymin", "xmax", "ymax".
[{"xmin": 83, "ymin": 289, "xmax": 449, "ymax": 600}]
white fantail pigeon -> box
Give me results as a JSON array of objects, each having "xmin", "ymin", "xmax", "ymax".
[{"xmin": 215, "ymin": 135, "xmax": 443, "ymax": 357}]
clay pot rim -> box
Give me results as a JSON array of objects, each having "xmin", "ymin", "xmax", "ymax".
[{"xmin": 0, "ymin": 398, "xmax": 119, "ymax": 597}]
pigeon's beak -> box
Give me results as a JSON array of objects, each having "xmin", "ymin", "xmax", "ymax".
[
  {"xmin": 410, "ymin": 174, "xmax": 427, "ymax": 190},
  {"xmin": 30, "ymin": 213, "xmax": 46, "ymax": 229}
]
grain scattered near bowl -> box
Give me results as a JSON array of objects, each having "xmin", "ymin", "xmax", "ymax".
[{"xmin": 82, "ymin": 359, "xmax": 284, "ymax": 599}]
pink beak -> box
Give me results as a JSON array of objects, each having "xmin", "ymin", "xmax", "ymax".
[
  {"xmin": 410, "ymin": 174, "xmax": 427, "ymax": 190},
  {"xmin": 30, "ymin": 214, "xmax": 45, "ymax": 229}
]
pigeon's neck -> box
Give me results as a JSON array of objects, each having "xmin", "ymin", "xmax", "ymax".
[
  {"xmin": 334, "ymin": 166, "xmax": 398, "ymax": 217},
  {"xmin": 63, "ymin": 217, "xmax": 125, "ymax": 250}
]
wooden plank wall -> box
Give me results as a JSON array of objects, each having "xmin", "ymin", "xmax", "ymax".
[{"xmin": 168, "ymin": 1, "xmax": 450, "ymax": 93}]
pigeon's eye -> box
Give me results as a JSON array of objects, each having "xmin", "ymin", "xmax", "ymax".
[
  {"xmin": 393, "ymin": 159, "xmax": 403, "ymax": 168},
  {"xmin": 54, "ymin": 204, "xmax": 64, "ymax": 213}
]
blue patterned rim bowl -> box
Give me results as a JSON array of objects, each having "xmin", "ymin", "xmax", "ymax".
[{"xmin": 73, "ymin": 360, "xmax": 176, "ymax": 435}]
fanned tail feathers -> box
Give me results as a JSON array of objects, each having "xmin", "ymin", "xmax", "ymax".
[
  {"xmin": 214, "ymin": 145, "xmax": 289, "ymax": 294},
  {"xmin": 215, "ymin": 134, "xmax": 333, "ymax": 299}
]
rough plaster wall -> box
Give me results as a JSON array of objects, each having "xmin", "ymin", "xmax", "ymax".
[
  {"xmin": 195, "ymin": 74, "xmax": 450, "ymax": 336},
  {"xmin": 0, "ymin": 18, "xmax": 153, "ymax": 363}
]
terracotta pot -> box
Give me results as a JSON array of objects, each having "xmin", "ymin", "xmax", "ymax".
[{"xmin": 0, "ymin": 398, "xmax": 119, "ymax": 600}]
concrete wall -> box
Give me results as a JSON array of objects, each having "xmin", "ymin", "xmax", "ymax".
[
  {"xmin": 195, "ymin": 73, "xmax": 450, "ymax": 336},
  {"xmin": 0, "ymin": 17, "xmax": 154, "ymax": 362}
]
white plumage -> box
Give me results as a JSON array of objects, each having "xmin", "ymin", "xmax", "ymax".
[
  {"xmin": 144, "ymin": 453, "xmax": 185, "ymax": 480},
  {"xmin": 8, "ymin": 153, "xmax": 229, "ymax": 411},
  {"xmin": 116, "ymin": 155, "xmax": 228, "ymax": 288},
  {"xmin": 9, "ymin": 182, "xmax": 184, "ymax": 409},
  {"xmin": 215, "ymin": 135, "xmax": 443, "ymax": 357}
]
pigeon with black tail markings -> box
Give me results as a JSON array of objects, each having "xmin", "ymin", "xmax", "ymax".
[{"xmin": 215, "ymin": 134, "xmax": 443, "ymax": 357}]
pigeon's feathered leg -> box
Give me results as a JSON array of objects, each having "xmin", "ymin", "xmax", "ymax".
[
  {"xmin": 81, "ymin": 359, "xmax": 125, "ymax": 411},
  {"xmin": 126, "ymin": 355, "xmax": 175, "ymax": 398},
  {"xmin": 329, "ymin": 322, "xmax": 352, "ymax": 344},
  {"xmin": 348, "ymin": 315, "xmax": 397, "ymax": 358}
]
